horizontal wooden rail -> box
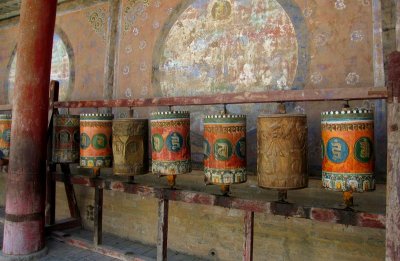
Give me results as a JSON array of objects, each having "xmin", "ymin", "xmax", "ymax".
[
  {"xmin": 51, "ymin": 87, "xmax": 388, "ymax": 108},
  {"xmin": 54, "ymin": 173, "xmax": 385, "ymax": 229},
  {"xmin": 0, "ymin": 104, "xmax": 12, "ymax": 111},
  {"xmin": 0, "ymin": 87, "xmax": 389, "ymax": 110}
]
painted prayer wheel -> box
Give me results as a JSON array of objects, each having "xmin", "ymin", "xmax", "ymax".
[
  {"xmin": 257, "ymin": 114, "xmax": 308, "ymax": 189},
  {"xmin": 150, "ymin": 111, "xmax": 191, "ymax": 175},
  {"xmin": 80, "ymin": 113, "xmax": 114, "ymax": 168},
  {"xmin": 52, "ymin": 114, "xmax": 80, "ymax": 163},
  {"xmin": 0, "ymin": 115, "xmax": 11, "ymax": 159},
  {"xmin": 203, "ymin": 114, "xmax": 246, "ymax": 185},
  {"xmin": 112, "ymin": 118, "xmax": 149, "ymax": 175},
  {"xmin": 321, "ymin": 109, "xmax": 374, "ymax": 192}
]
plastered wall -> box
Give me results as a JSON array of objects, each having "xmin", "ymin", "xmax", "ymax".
[{"xmin": 0, "ymin": 0, "xmax": 396, "ymax": 260}]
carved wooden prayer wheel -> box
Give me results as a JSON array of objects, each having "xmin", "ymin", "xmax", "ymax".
[
  {"xmin": 80, "ymin": 113, "xmax": 114, "ymax": 168},
  {"xmin": 321, "ymin": 109, "xmax": 374, "ymax": 192},
  {"xmin": 150, "ymin": 111, "xmax": 191, "ymax": 176},
  {"xmin": 52, "ymin": 114, "xmax": 80, "ymax": 163},
  {"xmin": 203, "ymin": 114, "xmax": 246, "ymax": 185},
  {"xmin": 0, "ymin": 115, "xmax": 11, "ymax": 159},
  {"xmin": 112, "ymin": 118, "xmax": 149, "ymax": 175},
  {"xmin": 257, "ymin": 114, "xmax": 308, "ymax": 189}
]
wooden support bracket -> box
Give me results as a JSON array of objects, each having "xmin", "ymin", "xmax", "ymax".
[
  {"xmin": 157, "ymin": 198, "xmax": 169, "ymax": 261},
  {"xmin": 94, "ymin": 183, "xmax": 104, "ymax": 247},
  {"xmin": 243, "ymin": 211, "xmax": 254, "ymax": 261}
]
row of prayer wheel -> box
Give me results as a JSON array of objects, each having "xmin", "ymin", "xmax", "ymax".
[{"xmin": 1, "ymin": 108, "xmax": 374, "ymax": 193}]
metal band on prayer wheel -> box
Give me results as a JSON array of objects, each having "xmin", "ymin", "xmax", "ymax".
[
  {"xmin": 0, "ymin": 115, "xmax": 11, "ymax": 159},
  {"xmin": 80, "ymin": 113, "xmax": 114, "ymax": 168},
  {"xmin": 203, "ymin": 114, "xmax": 246, "ymax": 185},
  {"xmin": 150, "ymin": 111, "xmax": 191, "ymax": 175},
  {"xmin": 112, "ymin": 118, "xmax": 149, "ymax": 175},
  {"xmin": 257, "ymin": 114, "xmax": 307, "ymax": 189},
  {"xmin": 321, "ymin": 109, "xmax": 374, "ymax": 192},
  {"xmin": 52, "ymin": 114, "xmax": 80, "ymax": 163}
]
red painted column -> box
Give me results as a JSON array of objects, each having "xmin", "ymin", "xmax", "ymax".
[{"xmin": 2, "ymin": 0, "xmax": 57, "ymax": 257}]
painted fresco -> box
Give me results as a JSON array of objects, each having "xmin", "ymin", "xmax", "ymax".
[
  {"xmin": 157, "ymin": 0, "xmax": 299, "ymax": 96},
  {"xmin": 8, "ymin": 34, "xmax": 71, "ymax": 103}
]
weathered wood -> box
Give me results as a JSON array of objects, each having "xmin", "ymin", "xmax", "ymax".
[
  {"xmin": 51, "ymin": 231, "xmax": 154, "ymax": 261},
  {"xmin": 0, "ymin": 104, "xmax": 12, "ymax": 111},
  {"xmin": 372, "ymin": 0, "xmax": 385, "ymax": 87},
  {"xmin": 53, "ymin": 87, "xmax": 388, "ymax": 109},
  {"xmin": 53, "ymin": 173, "xmax": 385, "ymax": 229},
  {"xmin": 103, "ymin": 0, "xmax": 121, "ymax": 106},
  {"xmin": 45, "ymin": 218, "xmax": 82, "ymax": 234},
  {"xmin": 94, "ymin": 184, "xmax": 103, "ymax": 246},
  {"xmin": 45, "ymin": 164, "xmax": 56, "ymax": 225},
  {"xmin": 243, "ymin": 211, "xmax": 254, "ymax": 261},
  {"xmin": 45, "ymin": 81, "xmax": 59, "ymax": 226},
  {"xmin": 386, "ymin": 51, "xmax": 400, "ymax": 261},
  {"xmin": 397, "ymin": 0, "xmax": 400, "ymax": 52},
  {"xmin": 257, "ymin": 115, "xmax": 307, "ymax": 190},
  {"xmin": 157, "ymin": 198, "xmax": 168, "ymax": 261},
  {"xmin": 2, "ymin": 0, "xmax": 57, "ymax": 255},
  {"xmin": 60, "ymin": 163, "xmax": 81, "ymax": 219}
]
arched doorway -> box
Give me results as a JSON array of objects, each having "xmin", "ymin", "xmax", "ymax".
[{"xmin": 7, "ymin": 32, "xmax": 73, "ymax": 104}]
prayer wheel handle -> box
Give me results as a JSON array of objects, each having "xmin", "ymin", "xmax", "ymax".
[
  {"xmin": 342, "ymin": 100, "xmax": 350, "ymax": 110},
  {"xmin": 277, "ymin": 102, "xmax": 286, "ymax": 114}
]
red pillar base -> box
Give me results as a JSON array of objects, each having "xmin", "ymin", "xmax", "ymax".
[{"xmin": 0, "ymin": 247, "xmax": 48, "ymax": 261}]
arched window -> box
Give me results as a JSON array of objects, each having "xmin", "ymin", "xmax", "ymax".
[{"xmin": 7, "ymin": 33, "xmax": 71, "ymax": 104}]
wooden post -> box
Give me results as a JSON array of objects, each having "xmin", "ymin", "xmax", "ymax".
[
  {"xmin": 157, "ymin": 198, "xmax": 169, "ymax": 261},
  {"xmin": 397, "ymin": 0, "xmax": 400, "ymax": 52},
  {"xmin": 45, "ymin": 164, "xmax": 56, "ymax": 226},
  {"xmin": 386, "ymin": 51, "xmax": 400, "ymax": 260},
  {"xmin": 2, "ymin": 0, "xmax": 57, "ymax": 257},
  {"xmin": 94, "ymin": 184, "xmax": 103, "ymax": 247},
  {"xmin": 61, "ymin": 163, "xmax": 81, "ymax": 219},
  {"xmin": 103, "ymin": 0, "xmax": 121, "ymax": 111},
  {"xmin": 243, "ymin": 211, "xmax": 254, "ymax": 261},
  {"xmin": 45, "ymin": 81, "xmax": 59, "ymax": 226}
]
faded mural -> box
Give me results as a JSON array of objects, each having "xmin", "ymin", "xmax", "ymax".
[
  {"xmin": 7, "ymin": 34, "xmax": 71, "ymax": 104},
  {"xmin": 114, "ymin": 0, "xmax": 380, "ymax": 173},
  {"xmin": 157, "ymin": 0, "xmax": 299, "ymax": 96}
]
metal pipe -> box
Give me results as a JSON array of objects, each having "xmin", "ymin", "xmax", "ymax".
[{"xmin": 2, "ymin": 0, "xmax": 57, "ymax": 256}]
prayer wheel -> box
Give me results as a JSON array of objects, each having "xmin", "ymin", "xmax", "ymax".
[
  {"xmin": 150, "ymin": 111, "xmax": 191, "ymax": 176},
  {"xmin": 52, "ymin": 114, "xmax": 80, "ymax": 163},
  {"xmin": 257, "ymin": 114, "xmax": 308, "ymax": 189},
  {"xmin": 0, "ymin": 114, "xmax": 11, "ymax": 159},
  {"xmin": 112, "ymin": 118, "xmax": 149, "ymax": 175},
  {"xmin": 321, "ymin": 109, "xmax": 374, "ymax": 192},
  {"xmin": 80, "ymin": 113, "xmax": 114, "ymax": 168},
  {"xmin": 203, "ymin": 114, "xmax": 246, "ymax": 186}
]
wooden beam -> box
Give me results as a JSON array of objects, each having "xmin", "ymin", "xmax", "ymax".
[
  {"xmin": 53, "ymin": 173, "xmax": 386, "ymax": 229},
  {"xmin": 45, "ymin": 218, "xmax": 82, "ymax": 234},
  {"xmin": 46, "ymin": 81, "xmax": 59, "ymax": 226},
  {"xmin": 54, "ymin": 87, "xmax": 388, "ymax": 109},
  {"xmin": 0, "ymin": 104, "xmax": 12, "ymax": 111},
  {"xmin": 94, "ymin": 184, "xmax": 103, "ymax": 247},
  {"xmin": 103, "ymin": 0, "xmax": 121, "ymax": 107},
  {"xmin": 156, "ymin": 198, "xmax": 169, "ymax": 261},
  {"xmin": 397, "ymin": 0, "xmax": 400, "ymax": 52},
  {"xmin": 60, "ymin": 164, "xmax": 81, "ymax": 219},
  {"xmin": 386, "ymin": 51, "xmax": 400, "ymax": 261},
  {"xmin": 372, "ymin": 0, "xmax": 385, "ymax": 87},
  {"xmin": 243, "ymin": 211, "xmax": 254, "ymax": 261}
]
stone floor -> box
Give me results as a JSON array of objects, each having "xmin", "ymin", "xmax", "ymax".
[{"xmin": 0, "ymin": 220, "xmax": 205, "ymax": 261}]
